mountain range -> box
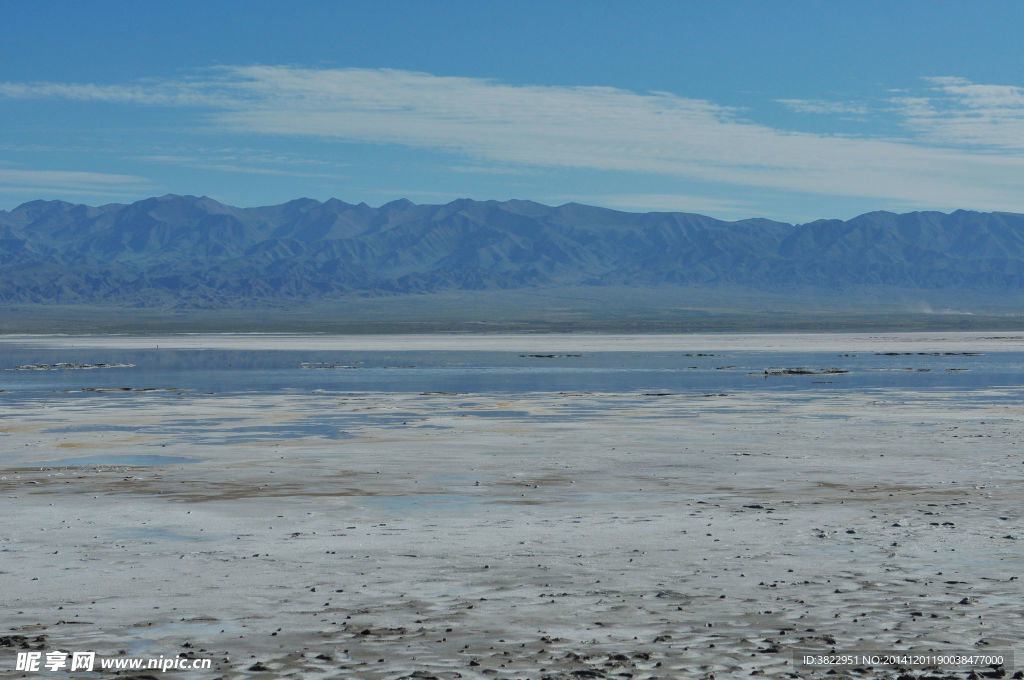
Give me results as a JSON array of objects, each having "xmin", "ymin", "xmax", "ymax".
[{"xmin": 2, "ymin": 194, "xmax": 1024, "ymax": 310}]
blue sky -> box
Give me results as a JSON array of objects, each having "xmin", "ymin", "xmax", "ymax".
[{"xmin": 2, "ymin": 0, "xmax": 1023, "ymax": 222}]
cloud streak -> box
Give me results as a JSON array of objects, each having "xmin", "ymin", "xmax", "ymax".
[
  {"xmin": 0, "ymin": 169, "xmax": 154, "ymax": 198},
  {"xmin": 3, "ymin": 68, "xmax": 1024, "ymax": 211},
  {"xmin": 776, "ymin": 99, "xmax": 868, "ymax": 115}
]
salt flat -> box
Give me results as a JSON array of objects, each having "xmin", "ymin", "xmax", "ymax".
[{"xmin": 2, "ymin": 375, "xmax": 1022, "ymax": 678}]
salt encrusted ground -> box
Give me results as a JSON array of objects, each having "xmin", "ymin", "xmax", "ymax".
[{"xmin": 1, "ymin": 338, "xmax": 1022, "ymax": 679}]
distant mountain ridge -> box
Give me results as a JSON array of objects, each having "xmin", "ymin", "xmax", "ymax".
[{"xmin": 1, "ymin": 194, "xmax": 1023, "ymax": 307}]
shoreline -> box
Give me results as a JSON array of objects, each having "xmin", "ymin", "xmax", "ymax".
[{"xmin": 4, "ymin": 329, "xmax": 1024, "ymax": 352}]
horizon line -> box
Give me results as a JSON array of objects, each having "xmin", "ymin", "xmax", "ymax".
[{"xmin": 5, "ymin": 193, "xmax": 1022, "ymax": 225}]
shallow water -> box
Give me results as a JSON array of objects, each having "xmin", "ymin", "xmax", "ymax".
[{"xmin": 1, "ymin": 333, "xmax": 1022, "ymax": 397}]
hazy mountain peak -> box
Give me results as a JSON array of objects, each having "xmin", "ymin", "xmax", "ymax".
[{"xmin": 380, "ymin": 198, "xmax": 414, "ymax": 210}]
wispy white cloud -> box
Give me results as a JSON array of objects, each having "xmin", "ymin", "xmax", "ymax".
[
  {"xmin": 0, "ymin": 80, "xmax": 231, "ymax": 107},
  {"xmin": 894, "ymin": 76, "xmax": 1024, "ymax": 151},
  {"xmin": 926, "ymin": 76, "xmax": 1024, "ymax": 109},
  {"xmin": 447, "ymin": 164, "xmax": 538, "ymax": 176},
  {"xmin": 4, "ymin": 67, "xmax": 1024, "ymax": 211},
  {"xmin": 209, "ymin": 67, "xmax": 1024, "ymax": 210},
  {"xmin": 776, "ymin": 99, "xmax": 868, "ymax": 115}
]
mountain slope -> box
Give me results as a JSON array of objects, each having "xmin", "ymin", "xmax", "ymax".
[{"xmin": 1, "ymin": 194, "xmax": 1023, "ymax": 307}]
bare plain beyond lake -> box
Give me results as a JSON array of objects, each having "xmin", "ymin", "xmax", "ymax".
[{"xmin": 1, "ymin": 332, "xmax": 1022, "ymax": 679}]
